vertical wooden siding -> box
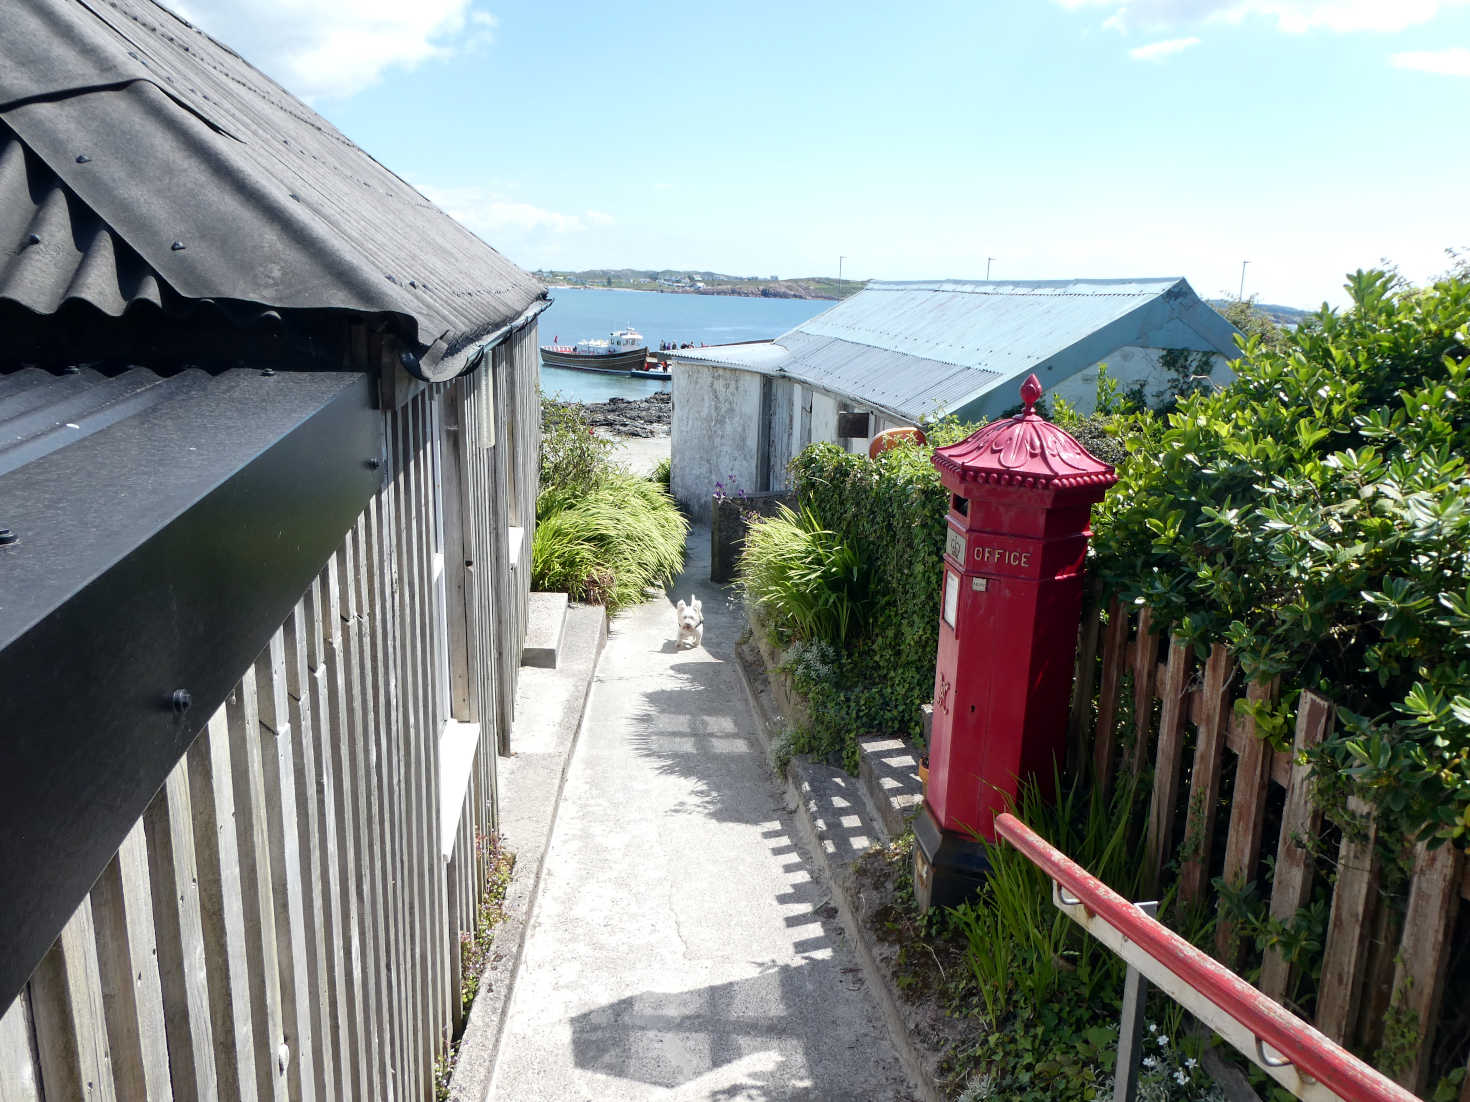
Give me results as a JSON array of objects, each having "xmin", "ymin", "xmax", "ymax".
[{"xmin": 0, "ymin": 332, "xmax": 540, "ymax": 1101}]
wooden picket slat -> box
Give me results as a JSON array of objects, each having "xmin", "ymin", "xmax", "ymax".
[
  {"xmin": 1259, "ymin": 692, "xmax": 1334, "ymax": 1001},
  {"xmin": 1215, "ymin": 677, "xmax": 1279, "ymax": 963},
  {"xmin": 90, "ymin": 819, "xmax": 172, "ymax": 1102},
  {"xmin": 1143, "ymin": 636, "xmax": 1193, "ymax": 893},
  {"xmin": 1177, "ymin": 644, "xmax": 1234, "ymax": 906},
  {"xmin": 1388, "ymin": 841, "xmax": 1463, "ymax": 1094},
  {"xmin": 1067, "ymin": 600, "xmax": 1102, "ymax": 777},
  {"xmin": 143, "ymin": 758, "xmax": 218, "ymax": 1102},
  {"xmin": 1093, "ymin": 600, "xmax": 1130, "ymax": 794},
  {"xmin": 29, "ymin": 898, "xmax": 116, "ymax": 1102},
  {"xmin": 1316, "ymin": 797, "xmax": 1379, "ymax": 1045},
  {"xmin": 1127, "ymin": 605, "xmax": 1156, "ymax": 777},
  {"xmin": 0, "ymin": 992, "xmax": 42, "ymax": 1102}
]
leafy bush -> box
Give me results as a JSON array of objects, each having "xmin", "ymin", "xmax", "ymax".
[
  {"xmin": 1091, "ymin": 269, "xmax": 1470, "ymax": 844},
  {"xmin": 541, "ymin": 395, "xmax": 612, "ymax": 494},
  {"xmin": 736, "ymin": 504, "xmax": 868, "ymax": 644},
  {"xmin": 650, "ymin": 455, "xmax": 671, "ymax": 490},
  {"xmin": 532, "ymin": 473, "xmax": 687, "ymax": 611}
]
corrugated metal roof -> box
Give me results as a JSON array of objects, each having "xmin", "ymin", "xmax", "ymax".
[
  {"xmin": 666, "ymin": 278, "xmax": 1241, "ymax": 421},
  {"xmin": 658, "ymin": 341, "xmax": 788, "ymax": 371},
  {"xmin": 0, "ymin": 0, "xmax": 545, "ymax": 371}
]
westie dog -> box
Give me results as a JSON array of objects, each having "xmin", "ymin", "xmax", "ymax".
[{"xmin": 675, "ymin": 597, "xmax": 704, "ymax": 649}]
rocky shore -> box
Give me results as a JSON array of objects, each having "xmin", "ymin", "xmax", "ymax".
[{"xmin": 576, "ymin": 391, "xmax": 671, "ymax": 438}]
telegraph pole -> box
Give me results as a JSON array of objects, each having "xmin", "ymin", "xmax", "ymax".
[
  {"xmin": 987, "ymin": 257, "xmax": 996, "ymax": 280},
  {"xmin": 839, "ymin": 255, "xmax": 847, "ymax": 297},
  {"xmin": 1239, "ymin": 260, "xmax": 1250, "ymax": 301}
]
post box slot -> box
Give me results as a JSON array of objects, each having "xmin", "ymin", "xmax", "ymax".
[{"xmin": 951, "ymin": 494, "xmax": 969, "ymax": 517}]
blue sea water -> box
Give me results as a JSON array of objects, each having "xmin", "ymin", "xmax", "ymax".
[{"xmin": 537, "ymin": 287, "xmax": 832, "ymax": 402}]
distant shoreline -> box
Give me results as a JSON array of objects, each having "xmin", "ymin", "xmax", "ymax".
[{"xmin": 544, "ymin": 283, "xmax": 837, "ymax": 301}]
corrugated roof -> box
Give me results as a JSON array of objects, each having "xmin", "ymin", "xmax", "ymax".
[
  {"xmin": 665, "ymin": 278, "xmax": 1241, "ymax": 421},
  {"xmin": 1, "ymin": 0, "xmax": 545, "ymax": 375}
]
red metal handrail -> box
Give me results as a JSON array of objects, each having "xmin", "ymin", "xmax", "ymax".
[{"xmin": 993, "ymin": 812, "xmax": 1421, "ymax": 1102}]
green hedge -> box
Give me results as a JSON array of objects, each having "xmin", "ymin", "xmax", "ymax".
[{"xmin": 1091, "ymin": 269, "xmax": 1470, "ymax": 845}]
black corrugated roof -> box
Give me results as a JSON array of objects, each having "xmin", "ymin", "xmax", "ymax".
[{"xmin": 1, "ymin": 0, "xmax": 545, "ymax": 376}]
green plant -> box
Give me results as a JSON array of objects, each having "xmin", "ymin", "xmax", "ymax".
[
  {"xmin": 737, "ymin": 504, "xmax": 868, "ymax": 645},
  {"xmin": 540, "ymin": 395, "xmax": 612, "ymax": 494},
  {"xmin": 532, "ymin": 472, "xmax": 688, "ymax": 611},
  {"xmin": 650, "ymin": 455, "xmax": 671, "ymax": 490},
  {"xmin": 1092, "ymin": 268, "xmax": 1470, "ymax": 845},
  {"xmin": 458, "ymin": 833, "xmax": 514, "ymax": 1017}
]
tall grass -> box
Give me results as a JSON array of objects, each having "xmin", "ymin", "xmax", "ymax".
[
  {"xmin": 736, "ymin": 504, "xmax": 868, "ymax": 645},
  {"xmin": 949, "ymin": 769, "xmax": 1147, "ymax": 1026},
  {"xmin": 532, "ymin": 473, "xmax": 687, "ymax": 611}
]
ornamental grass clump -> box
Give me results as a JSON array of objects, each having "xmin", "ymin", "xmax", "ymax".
[
  {"xmin": 532, "ymin": 394, "xmax": 687, "ymax": 612},
  {"xmin": 736, "ymin": 504, "xmax": 868, "ymax": 645},
  {"xmin": 532, "ymin": 474, "xmax": 687, "ymax": 612}
]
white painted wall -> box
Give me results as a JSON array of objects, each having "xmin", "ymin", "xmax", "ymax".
[
  {"xmin": 671, "ymin": 362, "xmax": 764, "ymax": 521},
  {"xmin": 1051, "ymin": 346, "xmax": 1234, "ymax": 413}
]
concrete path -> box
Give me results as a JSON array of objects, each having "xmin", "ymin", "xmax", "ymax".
[{"xmin": 487, "ymin": 530, "xmax": 913, "ymax": 1101}]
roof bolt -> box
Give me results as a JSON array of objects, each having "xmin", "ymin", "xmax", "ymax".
[
  {"xmin": 170, "ymin": 689, "xmax": 192, "ymax": 714},
  {"xmin": 408, "ymin": 280, "xmax": 418, "ymax": 289},
  {"xmin": 260, "ymin": 367, "xmax": 275, "ymax": 377},
  {"xmin": 170, "ymin": 241, "xmax": 186, "ymax": 251},
  {"xmin": 367, "ymin": 457, "xmax": 381, "ymax": 470},
  {"xmin": 24, "ymin": 233, "xmax": 40, "ymax": 246},
  {"xmin": 0, "ymin": 528, "xmax": 17, "ymax": 547},
  {"xmin": 75, "ymin": 153, "xmax": 91, "ymax": 163},
  {"xmin": 399, "ymin": 351, "xmax": 418, "ymax": 370}
]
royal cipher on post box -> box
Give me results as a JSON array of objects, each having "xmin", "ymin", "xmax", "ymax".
[{"xmin": 914, "ymin": 374, "xmax": 1117, "ymax": 911}]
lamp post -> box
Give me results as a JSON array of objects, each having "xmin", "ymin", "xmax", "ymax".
[
  {"xmin": 987, "ymin": 257, "xmax": 996, "ymax": 280},
  {"xmin": 839, "ymin": 255, "xmax": 847, "ymax": 297},
  {"xmin": 1239, "ymin": 260, "xmax": 1250, "ymax": 301}
]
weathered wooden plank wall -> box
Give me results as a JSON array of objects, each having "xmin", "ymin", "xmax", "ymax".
[
  {"xmin": 0, "ymin": 328, "xmax": 540, "ymax": 1101},
  {"xmin": 1072, "ymin": 599, "xmax": 1468, "ymax": 1096}
]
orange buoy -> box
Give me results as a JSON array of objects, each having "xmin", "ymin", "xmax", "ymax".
[{"xmin": 868, "ymin": 426, "xmax": 928, "ymax": 459}]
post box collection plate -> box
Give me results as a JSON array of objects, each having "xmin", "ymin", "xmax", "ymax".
[{"xmin": 945, "ymin": 525, "xmax": 965, "ymax": 564}]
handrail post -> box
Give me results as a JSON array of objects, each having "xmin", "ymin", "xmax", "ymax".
[{"xmin": 1114, "ymin": 900, "xmax": 1159, "ymax": 1102}]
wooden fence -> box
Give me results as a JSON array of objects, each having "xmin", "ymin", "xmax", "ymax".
[
  {"xmin": 0, "ymin": 326, "xmax": 540, "ymax": 1102},
  {"xmin": 1068, "ymin": 599, "xmax": 1469, "ymax": 1098}
]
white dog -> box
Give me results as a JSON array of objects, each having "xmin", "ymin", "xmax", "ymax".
[{"xmin": 675, "ymin": 596, "xmax": 704, "ymax": 649}]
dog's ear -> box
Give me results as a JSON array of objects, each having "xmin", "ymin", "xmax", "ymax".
[
  {"xmin": 676, "ymin": 600, "xmax": 686, "ymax": 613},
  {"xmin": 692, "ymin": 598, "xmax": 702, "ymax": 613}
]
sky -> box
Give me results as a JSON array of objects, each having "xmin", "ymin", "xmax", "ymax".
[{"xmin": 173, "ymin": 0, "xmax": 1470, "ymax": 309}]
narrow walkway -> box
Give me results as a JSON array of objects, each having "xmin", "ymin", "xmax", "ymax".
[{"xmin": 488, "ymin": 529, "xmax": 912, "ymax": 1101}]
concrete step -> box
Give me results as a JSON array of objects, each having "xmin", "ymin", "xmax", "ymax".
[
  {"xmin": 856, "ymin": 736, "xmax": 924, "ymax": 842},
  {"xmin": 521, "ymin": 591, "xmax": 569, "ymax": 668}
]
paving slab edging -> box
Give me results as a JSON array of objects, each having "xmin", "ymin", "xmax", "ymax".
[
  {"xmin": 734, "ymin": 633, "xmax": 947, "ymax": 1102},
  {"xmin": 448, "ymin": 606, "xmax": 609, "ymax": 1101}
]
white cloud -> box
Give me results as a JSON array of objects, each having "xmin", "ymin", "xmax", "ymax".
[
  {"xmin": 172, "ymin": 1, "xmax": 497, "ymax": 100},
  {"xmin": 416, "ymin": 185, "xmax": 591, "ymax": 235},
  {"xmin": 584, "ymin": 210, "xmax": 615, "ymax": 226},
  {"xmin": 1129, "ymin": 36, "xmax": 1203, "ymax": 58},
  {"xmin": 1060, "ymin": 0, "xmax": 1470, "ymax": 34},
  {"xmin": 1391, "ymin": 46, "xmax": 1470, "ymax": 73}
]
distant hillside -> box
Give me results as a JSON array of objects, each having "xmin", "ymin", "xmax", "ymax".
[
  {"xmin": 1208, "ymin": 299, "xmax": 1312, "ymax": 327},
  {"xmin": 533, "ymin": 268, "xmax": 866, "ymax": 300}
]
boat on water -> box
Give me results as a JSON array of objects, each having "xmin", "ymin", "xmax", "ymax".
[{"xmin": 541, "ymin": 327, "xmax": 651, "ymax": 373}]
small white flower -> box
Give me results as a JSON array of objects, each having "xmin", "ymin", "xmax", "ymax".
[
  {"xmin": 1186, "ymin": 1058, "xmax": 1198, "ymax": 1069},
  {"xmin": 1175, "ymin": 1070, "xmax": 1188, "ymax": 1085},
  {"xmin": 1147, "ymin": 1022, "xmax": 1157, "ymax": 1033},
  {"xmin": 1157, "ymin": 1035, "xmax": 1169, "ymax": 1046},
  {"xmin": 1142, "ymin": 1056, "xmax": 1157, "ymax": 1068}
]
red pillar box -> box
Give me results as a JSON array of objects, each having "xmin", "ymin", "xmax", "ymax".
[{"xmin": 914, "ymin": 375, "xmax": 1117, "ymax": 911}]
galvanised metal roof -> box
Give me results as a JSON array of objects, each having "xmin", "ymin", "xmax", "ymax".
[
  {"xmin": 1, "ymin": 0, "xmax": 545, "ymax": 378},
  {"xmin": 667, "ymin": 279, "xmax": 1241, "ymax": 422}
]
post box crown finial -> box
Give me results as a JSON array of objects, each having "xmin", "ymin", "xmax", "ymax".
[{"xmin": 1020, "ymin": 374, "xmax": 1043, "ymax": 415}]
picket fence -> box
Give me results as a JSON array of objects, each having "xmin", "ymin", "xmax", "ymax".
[{"xmin": 1065, "ymin": 599, "xmax": 1469, "ymax": 1099}]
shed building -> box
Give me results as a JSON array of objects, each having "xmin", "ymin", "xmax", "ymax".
[
  {"xmin": 0, "ymin": 2, "xmax": 545, "ymax": 1098},
  {"xmin": 664, "ymin": 278, "xmax": 1239, "ymax": 519}
]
